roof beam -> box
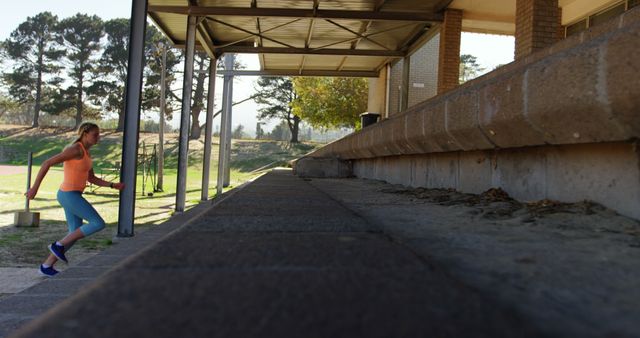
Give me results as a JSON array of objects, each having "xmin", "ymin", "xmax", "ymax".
[
  {"xmin": 148, "ymin": 12, "xmax": 178, "ymax": 45},
  {"xmin": 214, "ymin": 46, "xmax": 405, "ymax": 57},
  {"xmin": 217, "ymin": 69, "xmax": 380, "ymax": 77},
  {"xmin": 325, "ymin": 19, "xmax": 390, "ymax": 50},
  {"xmin": 214, "ymin": 18, "xmax": 301, "ymax": 48},
  {"xmin": 206, "ymin": 17, "xmax": 296, "ymax": 49},
  {"xmin": 433, "ymin": 0, "xmax": 454, "ymax": 12},
  {"xmin": 196, "ymin": 19, "xmax": 216, "ymax": 58},
  {"xmin": 252, "ymin": 0, "xmax": 266, "ymax": 68},
  {"xmin": 148, "ymin": 6, "xmax": 443, "ymax": 22}
]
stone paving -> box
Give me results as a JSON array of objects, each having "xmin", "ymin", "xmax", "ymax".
[{"xmin": 2, "ymin": 169, "xmax": 539, "ymax": 338}]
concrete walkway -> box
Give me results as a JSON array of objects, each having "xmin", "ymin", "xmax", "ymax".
[{"xmin": 4, "ymin": 168, "xmax": 636, "ymax": 337}]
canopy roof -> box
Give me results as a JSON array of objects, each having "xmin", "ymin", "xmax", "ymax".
[{"xmin": 148, "ymin": 0, "xmax": 453, "ymax": 77}]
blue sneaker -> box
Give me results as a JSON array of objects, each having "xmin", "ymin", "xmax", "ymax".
[
  {"xmin": 48, "ymin": 242, "xmax": 68, "ymax": 263},
  {"xmin": 39, "ymin": 264, "xmax": 59, "ymax": 277}
]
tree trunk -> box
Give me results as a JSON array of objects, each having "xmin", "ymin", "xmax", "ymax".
[
  {"xmin": 75, "ymin": 71, "xmax": 83, "ymax": 129},
  {"xmin": 290, "ymin": 115, "xmax": 300, "ymax": 143},
  {"xmin": 33, "ymin": 48, "xmax": 43, "ymax": 128},
  {"xmin": 190, "ymin": 116, "xmax": 202, "ymax": 139},
  {"xmin": 189, "ymin": 57, "xmax": 207, "ymax": 140},
  {"xmin": 116, "ymin": 110, "xmax": 125, "ymax": 132}
]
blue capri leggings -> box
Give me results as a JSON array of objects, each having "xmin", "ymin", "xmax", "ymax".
[{"xmin": 56, "ymin": 190, "xmax": 106, "ymax": 236}]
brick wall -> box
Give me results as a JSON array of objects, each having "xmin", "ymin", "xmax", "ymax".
[
  {"xmin": 437, "ymin": 9, "xmax": 463, "ymax": 94},
  {"xmin": 408, "ymin": 33, "xmax": 440, "ymax": 107},
  {"xmin": 515, "ymin": 0, "xmax": 560, "ymax": 59}
]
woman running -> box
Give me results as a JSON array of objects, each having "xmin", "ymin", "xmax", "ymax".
[{"xmin": 25, "ymin": 122, "xmax": 124, "ymax": 276}]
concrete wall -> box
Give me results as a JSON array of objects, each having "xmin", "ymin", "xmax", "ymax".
[{"xmin": 353, "ymin": 142, "xmax": 640, "ymax": 220}]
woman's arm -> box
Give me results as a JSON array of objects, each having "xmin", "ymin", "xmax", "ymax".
[
  {"xmin": 25, "ymin": 144, "xmax": 83, "ymax": 200},
  {"xmin": 88, "ymin": 169, "xmax": 125, "ymax": 191}
]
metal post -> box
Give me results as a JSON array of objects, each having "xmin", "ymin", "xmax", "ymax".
[
  {"xmin": 25, "ymin": 152, "xmax": 32, "ymax": 211},
  {"xmin": 175, "ymin": 15, "xmax": 197, "ymax": 213},
  {"xmin": 117, "ymin": 0, "xmax": 148, "ymax": 237},
  {"xmin": 223, "ymin": 54, "xmax": 234, "ymax": 187},
  {"xmin": 216, "ymin": 54, "xmax": 234, "ymax": 196},
  {"xmin": 201, "ymin": 57, "xmax": 217, "ymax": 201},
  {"xmin": 157, "ymin": 44, "xmax": 166, "ymax": 192}
]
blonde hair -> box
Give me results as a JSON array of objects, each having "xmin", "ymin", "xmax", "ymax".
[{"xmin": 73, "ymin": 122, "xmax": 99, "ymax": 144}]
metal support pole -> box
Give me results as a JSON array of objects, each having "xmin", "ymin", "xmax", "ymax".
[
  {"xmin": 201, "ymin": 57, "xmax": 217, "ymax": 201},
  {"xmin": 175, "ymin": 15, "xmax": 197, "ymax": 212},
  {"xmin": 223, "ymin": 54, "xmax": 234, "ymax": 187},
  {"xmin": 157, "ymin": 44, "xmax": 166, "ymax": 192},
  {"xmin": 25, "ymin": 152, "xmax": 32, "ymax": 211},
  {"xmin": 117, "ymin": 0, "xmax": 148, "ymax": 237},
  {"xmin": 216, "ymin": 54, "xmax": 234, "ymax": 195}
]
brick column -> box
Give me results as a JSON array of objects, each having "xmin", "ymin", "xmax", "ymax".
[
  {"xmin": 437, "ymin": 9, "xmax": 462, "ymax": 95},
  {"xmin": 515, "ymin": 0, "xmax": 561, "ymax": 60}
]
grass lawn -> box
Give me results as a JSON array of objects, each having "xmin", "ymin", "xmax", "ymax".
[{"xmin": 0, "ymin": 125, "xmax": 320, "ymax": 267}]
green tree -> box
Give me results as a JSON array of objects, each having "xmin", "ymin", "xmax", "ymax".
[
  {"xmin": 187, "ymin": 52, "xmax": 210, "ymax": 139},
  {"xmin": 254, "ymin": 76, "xmax": 300, "ymax": 143},
  {"xmin": 232, "ymin": 124, "xmax": 245, "ymax": 139},
  {"xmin": 187, "ymin": 54, "xmax": 246, "ymax": 140},
  {"xmin": 58, "ymin": 14, "xmax": 104, "ymax": 129},
  {"xmin": 0, "ymin": 95, "xmax": 19, "ymax": 121},
  {"xmin": 143, "ymin": 26, "xmax": 182, "ymax": 129},
  {"xmin": 459, "ymin": 54, "xmax": 485, "ymax": 83},
  {"xmin": 89, "ymin": 21, "xmax": 180, "ymax": 132},
  {"xmin": 1, "ymin": 12, "xmax": 64, "ymax": 127},
  {"xmin": 87, "ymin": 18, "xmax": 128, "ymax": 131},
  {"xmin": 292, "ymin": 77, "xmax": 367, "ymax": 129}
]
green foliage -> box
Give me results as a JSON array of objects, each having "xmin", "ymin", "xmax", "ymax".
[
  {"xmin": 86, "ymin": 18, "xmax": 128, "ymax": 129},
  {"xmin": 0, "ymin": 12, "xmax": 64, "ymax": 127},
  {"xmin": 232, "ymin": 124, "xmax": 246, "ymax": 139},
  {"xmin": 254, "ymin": 76, "xmax": 301, "ymax": 143},
  {"xmin": 267, "ymin": 121, "xmax": 291, "ymax": 141},
  {"xmin": 459, "ymin": 54, "xmax": 485, "ymax": 84},
  {"xmin": 292, "ymin": 77, "xmax": 368, "ymax": 129},
  {"xmin": 143, "ymin": 25, "xmax": 182, "ymax": 123},
  {"xmin": 58, "ymin": 13, "xmax": 104, "ymax": 128}
]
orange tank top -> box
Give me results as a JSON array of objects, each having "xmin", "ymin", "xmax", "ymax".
[{"xmin": 60, "ymin": 142, "xmax": 92, "ymax": 192}]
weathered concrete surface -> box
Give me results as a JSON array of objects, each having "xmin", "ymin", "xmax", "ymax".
[
  {"xmin": 7, "ymin": 170, "xmax": 539, "ymax": 338},
  {"xmin": 307, "ymin": 177, "xmax": 640, "ymax": 338},
  {"xmin": 0, "ymin": 269, "xmax": 42, "ymax": 295},
  {"xmin": 351, "ymin": 142, "xmax": 640, "ymax": 220},
  {"xmin": 292, "ymin": 156, "xmax": 352, "ymax": 178}
]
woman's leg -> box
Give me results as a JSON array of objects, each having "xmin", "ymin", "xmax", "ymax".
[
  {"xmin": 58, "ymin": 191, "xmax": 105, "ymax": 241},
  {"xmin": 43, "ymin": 191, "xmax": 85, "ymax": 266},
  {"xmin": 46, "ymin": 191, "xmax": 105, "ymax": 263}
]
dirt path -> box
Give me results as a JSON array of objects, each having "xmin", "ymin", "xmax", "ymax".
[{"xmin": 0, "ymin": 165, "xmax": 25, "ymax": 176}]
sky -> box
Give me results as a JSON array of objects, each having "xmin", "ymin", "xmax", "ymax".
[{"xmin": 0, "ymin": 1, "xmax": 514, "ymax": 134}]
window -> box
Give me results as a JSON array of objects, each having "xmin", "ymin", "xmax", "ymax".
[
  {"xmin": 566, "ymin": 19, "xmax": 588, "ymax": 36},
  {"xmin": 589, "ymin": 3, "xmax": 625, "ymax": 27},
  {"xmin": 565, "ymin": 0, "xmax": 635, "ymax": 37}
]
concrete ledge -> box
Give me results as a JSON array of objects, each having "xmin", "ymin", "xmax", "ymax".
[
  {"xmin": 292, "ymin": 157, "xmax": 353, "ymax": 178},
  {"xmin": 352, "ymin": 141, "xmax": 640, "ymax": 220},
  {"xmin": 309, "ymin": 7, "xmax": 640, "ymax": 160}
]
